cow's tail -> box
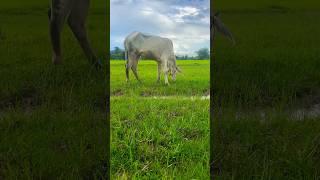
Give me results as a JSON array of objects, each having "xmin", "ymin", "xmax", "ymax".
[
  {"xmin": 125, "ymin": 49, "xmax": 128, "ymax": 61},
  {"xmin": 124, "ymin": 40, "xmax": 128, "ymax": 68}
]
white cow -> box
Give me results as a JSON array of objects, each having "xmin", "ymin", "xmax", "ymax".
[
  {"xmin": 124, "ymin": 32, "xmax": 181, "ymax": 85},
  {"xmin": 48, "ymin": 0, "xmax": 101, "ymax": 69}
]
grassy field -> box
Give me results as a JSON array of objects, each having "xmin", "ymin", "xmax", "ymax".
[
  {"xmin": 111, "ymin": 60, "xmax": 210, "ymax": 178},
  {"xmin": 213, "ymin": 0, "xmax": 320, "ymax": 178},
  {"xmin": 111, "ymin": 60, "xmax": 210, "ymax": 97},
  {"xmin": 0, "ymin": 1, "xmax": 107, "ymax": 178}
]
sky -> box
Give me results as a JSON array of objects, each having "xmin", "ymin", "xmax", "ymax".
[{"xmin": 110, "ymin": 0, "xmax": 210, "ymax": 56}]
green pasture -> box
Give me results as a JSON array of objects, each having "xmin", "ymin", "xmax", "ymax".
[
  {"xmin": 110, "ymin": 60, "xmax": 210, "ymax": 178},
  {"xmin": 111, "ymin": 60, "xmax": 210, "ymax": 97},
  {"xmin": 111, "ymin": 99, "xmax": 209, "ymax": 179}
]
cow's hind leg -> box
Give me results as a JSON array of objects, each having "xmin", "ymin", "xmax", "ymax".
[
  {"xmin": 49, "ymin": 0, "xmax": 70, "ymax": 64},
  {"xmin": 67, "ymin": 0, "xmax": 102, "ymax": 70},
  {"xmin": 131, "ymin": 57, "xmax": 140, "ymax": 82},
  {"xmin": 126, "ymin": 53, "xmax": 136, "ymax": 82},
  {"xmin": 125, "ymin": 60, "xmax": 130, "ymax": 82}
]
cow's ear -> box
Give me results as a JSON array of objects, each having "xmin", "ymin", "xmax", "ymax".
[{"xmin": 214, "ymin": 12, "xmax": 220, "ymax": 17}]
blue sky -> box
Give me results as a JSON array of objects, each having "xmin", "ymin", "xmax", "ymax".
[{"xmin": 110, "ymin": 0, "xmax": 210, "ymax": 56}]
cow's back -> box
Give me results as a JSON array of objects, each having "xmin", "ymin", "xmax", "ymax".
[
  {"xmin": 124, "ymin": 32, "xmax": 146, "ymax": 52},
  {"xmin": 141, "ymin": 36, "xmax": 174, "ymax": 58},
  {"xmin": 125, "ymin": 32, "xmax": 175, "ymax": 60}
]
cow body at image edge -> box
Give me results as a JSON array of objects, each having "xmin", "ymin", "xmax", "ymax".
[
  {"xmin": 124, "ymin": 32, "xmax": 181, "ymax": 85},
  {"xmin": 48, "ymin": 0, "xmax": 102, "ymax": 69}
]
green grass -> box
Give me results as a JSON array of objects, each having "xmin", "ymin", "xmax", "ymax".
[
  {"xmin": 213, "ymin": 0, "xmax": 320, "ymax": 178},
  {"xmin": 111, "ymin": 60, "xmax": 210, "ymax": 178},
  {"xmin": 111, "ymin": 99, "xmax": 209, "ymax": 179},
  {"xmin": 111, "ymin": 60, "xmax": 210, "ymax": 97},
  {"xmin": 0, "ymin": 0, "xmax": 107, "ymax": 178}
]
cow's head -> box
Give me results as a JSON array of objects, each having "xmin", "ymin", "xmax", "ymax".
[
  {"xmin": 168, "ymin": 56, "xmax": 181, "ymax": 81},
  {"xmin": 172, "ymin": 66, "xmax": 182, "ymax": 81}
]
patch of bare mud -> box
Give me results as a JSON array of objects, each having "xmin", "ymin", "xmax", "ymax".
[
  {"xmin": 178, "ymin": 128, "xmax": 204, "ymax": 140},
  {"xmin": 140, "ymin": 90, "xmax": 153, "ymax": 97},
  {"xmin": 112, "ymin": 89, "xmax": 124, "ymax": 96}
]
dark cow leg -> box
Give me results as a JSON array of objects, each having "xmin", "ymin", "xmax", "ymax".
[
  {"xmin": 125, "ymin": 50, "xmax": 130, "ymax": 82},
  {"xmin": 49, "ymin": 0, "xmax": 73, "ymax": 65},
  {"xmin": 49, "ymin": 10, "xmax": 65, "ymax": 65},
  {"xmin": 67, "ymin": 0, "xmax": 102, "ymax": 70},
  {"xmin": 49, "ymin": 20, "xmax": 62, "ymax": 65},
  {"xmin": 125, "ymin": 62, "xmax": 130, "ymax": 82}
]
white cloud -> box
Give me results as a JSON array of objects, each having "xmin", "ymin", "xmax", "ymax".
[{"xmin": 110, "ymin": 0, "xmax": 210, "ymax": 56}]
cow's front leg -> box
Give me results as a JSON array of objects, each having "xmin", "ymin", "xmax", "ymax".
[
  {"xmin": 49, "ymin": 9, "xmax": 65, "ymax": 64},
  {"xmin": 164, "ymin": 71, "xmax": 169, "ymax": 85},
  {"xmin": 49, "ymin": 0, "xmax": 73, "ymax": 65},
  {"xmin": 163, "ymin": 63, "xmax": 169, "ymax": 85},
  {"xmin": 161, "ymin": 61, "xmax": 170, "ymax": 85},
  {"xmin": 157, "ymin": 62, "xmax": 161, "ymax": 83}
]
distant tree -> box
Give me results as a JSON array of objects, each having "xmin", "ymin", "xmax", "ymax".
[
  {"xmin": 110, "ymin": 46, "xmax": 125, "ymax": 60},
  {"xmin": 196, "ymin": 48, "xmax": 209, "ymax": 60},
  {"xmin": 113, "ymin": 47, "xmax": 122, "ymax": 54},
  {"xmin": 176, "ymin": 54, "xmax": 193, "ymax": 60}
]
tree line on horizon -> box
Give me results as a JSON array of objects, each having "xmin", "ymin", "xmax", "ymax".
[{"xmin": 110, "ymin": 47, "xmax": 210, "ymax": 60}]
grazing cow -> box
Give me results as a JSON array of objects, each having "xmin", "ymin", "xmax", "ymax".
[
  {"xmin": 211, "ymin": 12, "xmax": 235, "ymax": 46},
  {"xmin": 124, "ymin": 32, "xmax": 181, "ymax": 85},
  {"xmin": 48, "ymin": 0, "xmax": 101, "ymax": 69}
]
